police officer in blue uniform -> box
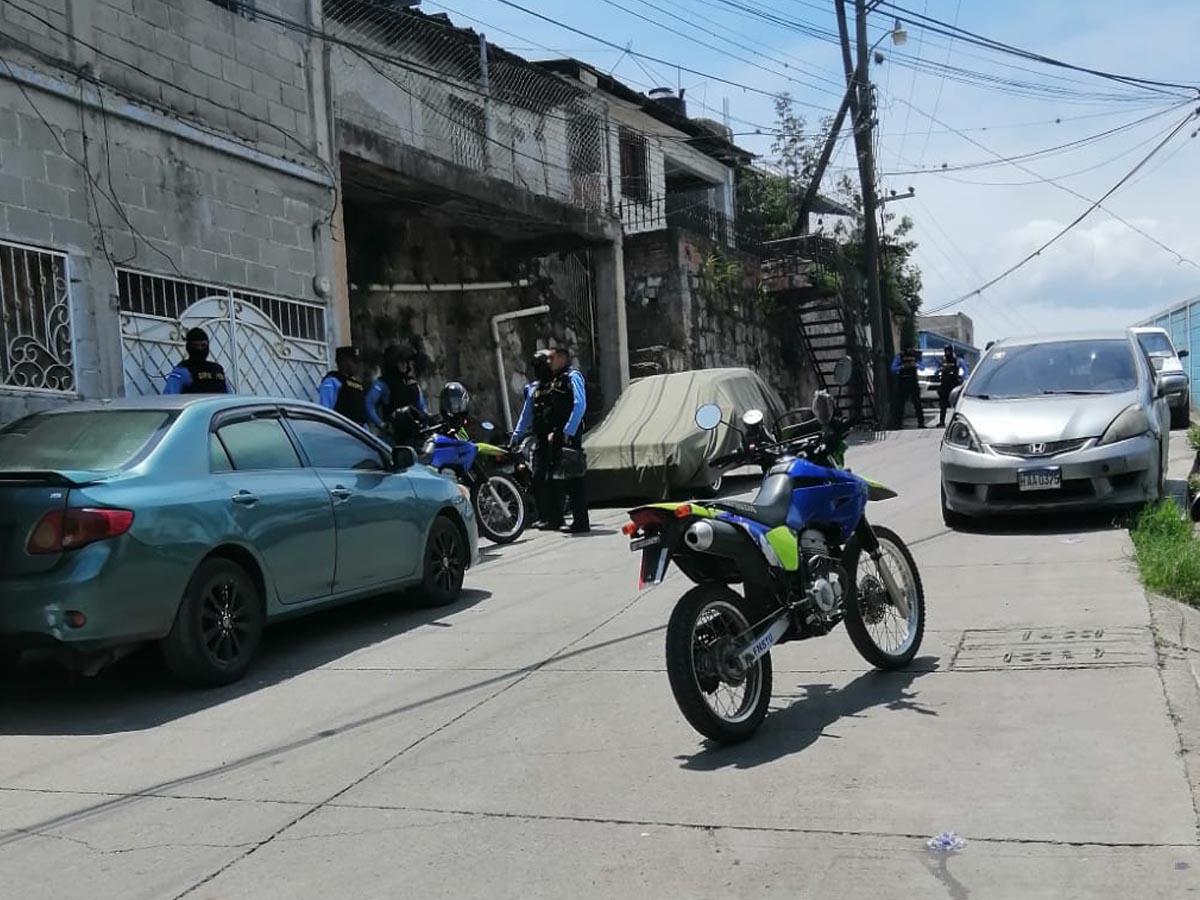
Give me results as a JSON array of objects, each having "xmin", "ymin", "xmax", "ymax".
[
  {"xmin": 163, "ymin": 327, "xmax": 231, "ymax": 395},
  {"xmin": 317, "ymin": 345, "xmax": 370, "ymax": 427},
  {"xmin": 366, "ymin": 342, "xmax": 428, "ymax": 445},
  {"xmin": 513, "ymin": 347, "xmax": 589, "ymax": 533}
]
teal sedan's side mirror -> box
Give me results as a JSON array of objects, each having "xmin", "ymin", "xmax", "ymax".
[{"xmin": 393, "ymin": 446, "xmax": 417, "ymax": 470}]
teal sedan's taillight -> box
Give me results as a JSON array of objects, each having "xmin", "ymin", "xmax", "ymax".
[{"xmin": 27, "ymin": 508, "xmax": 134, "ymax": 554}]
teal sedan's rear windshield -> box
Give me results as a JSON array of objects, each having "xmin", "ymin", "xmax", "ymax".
[
  {"xmin": 967, "ymin": 339, "xmax": 1137, "ymax": 399},
  {"xmin": 0, "ymin": 410, "xmax": 173, "ymax": 473}
]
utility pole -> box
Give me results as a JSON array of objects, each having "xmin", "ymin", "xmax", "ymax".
[{"xmin": 836, "ymin": 0, "xmax": 889, "ymax": 427}]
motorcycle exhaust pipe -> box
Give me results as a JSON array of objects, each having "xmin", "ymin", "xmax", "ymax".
[
  {"xmin": 684, "ymin": 520, "xmax": 715, "ymax": 551},
  {"xmin": 683, "ymin": 518, "xmax": 772, "ymax": 585}
]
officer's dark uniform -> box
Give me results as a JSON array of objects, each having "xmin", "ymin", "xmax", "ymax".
[
  {"xmin": 936, "ymin": 351, "xmax": 965, "ymax": 427},
  {"xmin": 318, "ymin": 346, "xmax": 369, "ymax": 427},
  {"xmin": 531, "ymin": 367, "xmax": 589, "ymax": 532},
  {"xmin": 891, "ymin": 348, "xmax": 925, "ymax": 429},
  {"xmin": 163, "ymin": 327, "xmax": 231, "ymax": 395},
  {"xmin": 378, "ymin": 369, "xmax": 425, "ymax": 444}
]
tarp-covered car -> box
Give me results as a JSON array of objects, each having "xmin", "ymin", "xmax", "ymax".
[{"xmin": 583, "ymin": 368, "xmax": 786, "ymax": 501}]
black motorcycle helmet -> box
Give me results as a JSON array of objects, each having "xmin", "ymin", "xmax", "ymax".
[
  {"xmin": 531, "ymin": 349, "xmax": 552, "ymax": 382},
  {"xmin": 439, "ymin": 381, "xmax": 470, "ymax": 416}
]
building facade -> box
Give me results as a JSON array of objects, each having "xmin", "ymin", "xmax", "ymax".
[{"xmin": 0, "ymin": 0, "xmax": 340, "ymax": 424}]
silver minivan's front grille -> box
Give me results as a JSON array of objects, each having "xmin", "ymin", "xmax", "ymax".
[{"xmin": 989, "ymin": 438, "xmax": 1092, "ymax": 458}]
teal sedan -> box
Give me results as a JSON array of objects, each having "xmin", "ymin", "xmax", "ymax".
[{"xmin": 0, "ymin": 396, "xmax": 478, "ymax": 685}]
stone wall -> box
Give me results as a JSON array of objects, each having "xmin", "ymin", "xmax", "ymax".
[
  {"xmin": 345, "ymin": 209, "xmax": 600, "ymax": 431},
  {"xmin": 624, "ymin": 228, "xmax": 819, "ymax": 409}
]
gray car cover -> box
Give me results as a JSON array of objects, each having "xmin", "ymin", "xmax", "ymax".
[{"xmin": 583, "ymin": 368, "xmax": 786, "ymax": 501}]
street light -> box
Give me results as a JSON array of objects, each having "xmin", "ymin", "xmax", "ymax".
[{"xmin": 872, "ymin": 19, "xmax": 908, "ymax": 60}]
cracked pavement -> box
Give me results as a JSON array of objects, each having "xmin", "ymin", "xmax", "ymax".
[{"xmin": 2, "ymin": 430, "xmax": 1200, "ymax": 898}]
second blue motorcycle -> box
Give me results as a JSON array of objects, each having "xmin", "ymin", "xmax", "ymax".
[{"xmin": 623, "ymin": 359, "xmax": 926, "ymax": 744}]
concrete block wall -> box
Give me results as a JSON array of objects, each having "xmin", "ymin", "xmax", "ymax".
[
  {"xmin": 84, "ymin": 0, "xmax": 318, "ymax": 159},
  {"xmin": 0, "ymin": 78, "xmax": 332, "ymax": 424}
]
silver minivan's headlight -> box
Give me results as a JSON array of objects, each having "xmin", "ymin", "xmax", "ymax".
[
  {"xmin": 944, "ymin": 415, "xmax": 981, "ymax": 452},
  {"xmin": 1098, "ymin": 404, "xmax": 1151, "ymax": 446}
]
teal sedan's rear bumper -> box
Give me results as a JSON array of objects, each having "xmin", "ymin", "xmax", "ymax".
[{"xmin": 0, "ymin": 537, "xmax": 189, "ymax": 654}]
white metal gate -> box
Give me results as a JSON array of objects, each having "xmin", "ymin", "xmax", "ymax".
[{"xmin": 118, "ymin": 269, "xmax": 330, "ymax": 400}]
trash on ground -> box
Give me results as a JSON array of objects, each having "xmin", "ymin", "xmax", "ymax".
[{"xmin": 927, "ymin": 832, "xmax": 966, "ymax": 852}]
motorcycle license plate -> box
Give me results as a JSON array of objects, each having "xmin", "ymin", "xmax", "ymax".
[
  {"xmin": 1018, "ymin": 467, "xmax": 1061, "ymax": 491},
  {"xmin": 639, "ymin": 546, "xmax": 669, "ymax": 587},
  {"xmin": 631, "ymin": 534, "xmax": 661, "ymax": 551}
]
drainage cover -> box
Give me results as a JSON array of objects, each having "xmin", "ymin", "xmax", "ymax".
[{"xmin": 951, "ymin": 626, "xmax": 1155, "ymax": 671}]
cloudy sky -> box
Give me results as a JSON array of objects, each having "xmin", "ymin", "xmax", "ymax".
[{"xmin": 437, "ymin": 0, "xmax": 1199, "ymax": 346}]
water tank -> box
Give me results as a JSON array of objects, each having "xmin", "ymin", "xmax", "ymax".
[{"xmin": 648, "ymin": 87, "xmax": 687, "ymax": 119}]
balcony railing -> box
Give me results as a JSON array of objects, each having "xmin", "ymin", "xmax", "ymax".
[{"xmin": 617, "ymin": 194, "xmax": 745, "ymax": 248}]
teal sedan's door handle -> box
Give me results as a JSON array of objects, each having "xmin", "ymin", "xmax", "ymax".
[
  {"xmin": 231, "ymin": 490, "xmax": 259, "ymax": 506},
  {"xmin": 329, "ymin": 486, "xmax": 353, "ymax": 502}
]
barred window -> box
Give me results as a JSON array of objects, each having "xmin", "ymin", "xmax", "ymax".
[
  {"xmin": 0, "ymin": 240, "xmax": 75, "ymax": 394},
  {"xmin": 619, "ymin": 128, "xmax": 650, "ymax": 203}
]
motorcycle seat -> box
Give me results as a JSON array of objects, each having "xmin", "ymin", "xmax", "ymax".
[{"xmin": 714, "ymin": 473, "xmax": 792, "ymax": 528}]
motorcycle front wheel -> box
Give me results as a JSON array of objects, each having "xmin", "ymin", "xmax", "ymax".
[
  {"xmin": 841, "ymin": 525, "xmax": 926, "ymax": 669},
  {"xmin": 665, "ymin": 584, "xmax": 773, "ymax": 744},
  {"xmin": 471, "ymin": 473, "xmax": 529, "ymax": 544}
]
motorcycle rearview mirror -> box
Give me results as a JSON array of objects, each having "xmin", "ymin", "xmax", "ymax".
[
  {"xmin": 812, "ymin": 390, "xmax": 836, "ymax": 425},
  {"xmin": 742, "ymin": 408, "xmax": 764, "ymax": 427},
  {"xmin": 480, "ymin": 421, "xmax": 495, "ymax": 431},
  {"xmin": 832, "ymin": 355, "xmax": 854, "ymax": 387},
  {"xmin": 694, "ymin": 403, "xmax": 723, "ymax": 431}
]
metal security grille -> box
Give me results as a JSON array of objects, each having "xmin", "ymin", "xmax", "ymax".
[
  {"xmin": 541, "ymin": 250, "xmax": 597, "ymax": 364},
  {"xmin": 0, "ymin": 240, "xmax": 75, "ymax": 394},
  {"xmin": 323, "ymin": 0, "xmax": 608, "ymax": 212},
  {"xmin": 117, "ymin": 270, "xmax": 330, "ymax": 400}
]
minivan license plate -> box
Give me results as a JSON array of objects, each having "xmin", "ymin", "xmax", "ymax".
[{"xmin": 1018, "ymin": 468, "xmax": 1061, "ymax": 491}]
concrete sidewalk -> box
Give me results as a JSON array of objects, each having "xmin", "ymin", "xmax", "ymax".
[{"xmin": 1, "ymin": 429, "xmax": 1198, "ymax": 898}]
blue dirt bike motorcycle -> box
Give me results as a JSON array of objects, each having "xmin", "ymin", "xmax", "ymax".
[
  {"xmin": 623, "ymin": 362, "xmax": 925, "ymax": 744},
  {"xmin": 418, "ymin": 418, "xmax": 530, "ymax": 544}
]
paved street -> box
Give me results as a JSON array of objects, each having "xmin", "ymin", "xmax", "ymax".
[{"xmin": 3, "ymin": 432, "xmax": 1200, "ymax": 899}]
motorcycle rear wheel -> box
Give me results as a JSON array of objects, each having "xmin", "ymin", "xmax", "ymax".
[
  {"xmin": 471, "ymin": 473, "xmax": 528, "ymax": 544},
  {"xmin": 665, "ymin": 584, "xmax": 773, "ymax": 744},
  {"xmin": 842, "ymin": 525, "xmax": 925, "ymax": 669}
]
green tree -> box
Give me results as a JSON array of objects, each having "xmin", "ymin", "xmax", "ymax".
[{"xmin": 735, "ymin": 93, "xmax": 925, "ymax": 328}]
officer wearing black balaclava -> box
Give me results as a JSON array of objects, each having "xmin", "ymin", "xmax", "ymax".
[
  {"xmin": 163, "ymin": 327, "xmax": 231, "ymax": 394},
  {"xmin": 366, "ymin": 342, "xmax": 428, "ymax": 445},
  {"xmin": 317, "ymin": 345, "xmax": 370, "ymax": 427}
]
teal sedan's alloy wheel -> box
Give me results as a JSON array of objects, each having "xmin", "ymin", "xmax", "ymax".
[
  {"xmin": 420, "ymin": 517, "xmax": 467, "ymax": 607},
  {"xmin": 162, "ymin": 557, "xmax": 264, "ymax": 686}
]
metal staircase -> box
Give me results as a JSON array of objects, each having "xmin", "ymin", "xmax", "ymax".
[{"xmin": 761, "ymin": 243, "xmax": 877, "ymax": 425}]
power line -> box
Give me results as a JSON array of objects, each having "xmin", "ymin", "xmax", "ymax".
[
  {"xmin": 878, "ymin": 0, "xmax": 1200, "ymax": 97},
  {"xmin": 486, "ymin": 0, "xmax": 834, "ymax": 108},
  {"xmin": 923, "ymin": 108, "xmax": 1200, "ymax": 315},
  {"xmin": 593, "ymin": 0, "xmax": 845, "ymax": 97},
  {"xmin": 894, "ymin": 96, "xmax": 1200, "ymax": 271},
  {"xmin": 884, "ymin": 101, "xmax": 1190, "ymax": 175}
]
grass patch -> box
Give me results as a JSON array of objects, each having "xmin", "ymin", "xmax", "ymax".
[{"xmin": 1131, "ymin": 500, "xmax": 1200, "ymax": 604}]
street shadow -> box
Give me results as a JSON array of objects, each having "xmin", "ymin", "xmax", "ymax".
[
  {"xmin": 0, "ymin": 588, "xmax": 492, "ymax": 736},
  {"xmin": 0, "ymin": 621, "xmax": 665, "ymax": 852},
  {"xmin": 677, "ymin": 660, "xmax": 938, "ymax": 771}
]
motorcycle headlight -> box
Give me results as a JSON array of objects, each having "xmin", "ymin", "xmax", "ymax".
[
  {"xmin": 1098, "ymin": 404, "xmax": 1151, "ymax": 446},
  {"xmin": 944, "ymin": 415, "xmax": 981, "ymax": 452}
]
